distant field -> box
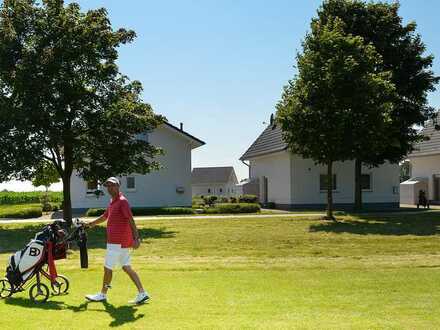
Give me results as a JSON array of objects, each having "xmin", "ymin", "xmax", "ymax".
[
  {"xmin": 0, "ymin": 191, "xmax": 63, "ymax": 205},
  {"xmin": 1, "ymin": 211, "xmax": 440, "ymax": 329}
]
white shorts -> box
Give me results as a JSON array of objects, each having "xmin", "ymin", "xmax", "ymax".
[{"xmin": 104, "ymin": 243, "xmax": 131, "ymax": 270}]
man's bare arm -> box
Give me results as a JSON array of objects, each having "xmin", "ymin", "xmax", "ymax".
[
  {"xmin": 129, "ymin": 218, "xmax": 140, "ymax": 240},
  {"xmin": 129, "ymin": 217, "xmax": 141, "ymax": 249},
  {"xmin": 87, "ymin": 214, "xmax": 107, "ymax": 228}
]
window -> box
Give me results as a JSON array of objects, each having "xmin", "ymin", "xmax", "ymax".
[
  {"xmin": 136, "ymin": 132, "xmax": 149, "ymax": 142},
  {"xmin": 361, "ymin": 174, "xmax": 371, "ymax": 190},
  {"xmin": 219, "ymin": 188, "xmax": 223, "ymax": 193},
  {"xmin": 126, "ymin": 177, "xmax": 136, "ymax": 190},
  {"xmin": 320, "ymin": 174, "xmax": 337, "ymax": 191},
  {"xmin": 208, "ymin": 188, "xmax": 211, "ymax": 193},
  {"xmin": 86, "ymin": 180, "xmax": 97, "ymax": 191}
]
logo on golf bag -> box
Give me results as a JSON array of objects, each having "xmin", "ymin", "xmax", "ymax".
[{"xmin": 29, "ymin": 247, "xmax": 41, "ymax": 257}]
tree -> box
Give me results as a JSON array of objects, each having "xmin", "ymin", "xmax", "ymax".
[
  {"xmin": 32, "ymin": 160, "xmax": 60, "ymax": 210},
  {"xmin": 0, "ymin": 0, "xmax": 164, "ymax": 224},
  {"xmin": 32, "ymin": 160, "xmax": 60, "ymax": 192},
  {"xmin": 316, "ymin": 0, "xmax": 440, "ymax": 210},
  {"xmin": 277, "ymin": 18, "xmax": 394, "ymax": 219},
  {"xmin": 399, "ymin": 160, "xmax": 412, "ymax": 183}
]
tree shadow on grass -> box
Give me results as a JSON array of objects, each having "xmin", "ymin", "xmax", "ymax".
[
  {"xmin": 309, "ymin": 212, "xmax": 440, "ymax": 236},
  {"xmin": 0, "ymin": 225, "xmax": 176, "ymax": 253},
  {"xmin": 3, "ymin": 297, "xmax": 145, "ymax": 327}
]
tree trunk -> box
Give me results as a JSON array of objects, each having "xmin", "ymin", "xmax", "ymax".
[
  {"xmin": 354, "ymin": 158, "xmax": 362, "ymax": 211},
  {"xmin": 62, "ymin": 173, "xmax": 72, "ymax": 226},
  {"xmin": 326, "ymin": 161, "xmax": 335, "ymax": 220},
  {"xmin": 62, "ymin": 142, "xmax": 74, "ymax": 226}
]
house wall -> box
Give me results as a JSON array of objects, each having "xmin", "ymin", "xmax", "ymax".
[
  {"xmin": 249, "ymin": 151, "xmax": 292, "ymax": 204},
  {"xmin": 247, "ymin": 151, "xmax": 400, "ymax": 209},
  {"xmin": 409, "ymin": 154, "xmax": 440, "ymax": 201},
  {"xmin": 71, "ymin": 125, "xmax": 193, "ymax": 211},
  {"xmin": 192, "ymin": 181, "xmax": 239, "ymax": 197},
  {"xmin": 290, "ymin": 155, "xmax": 400, "ymax": 207}
]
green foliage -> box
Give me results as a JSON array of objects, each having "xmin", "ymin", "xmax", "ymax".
[
  {"xmin": 277, "ymin": 16, "xmax": 396, "ymax": 218},
  {"xmin": 400, "ymin": 160, "xmax": 412, "ymax": 183},
  {"xmin": 316, "ymin": 0, "xmax": 439, "ymax": 162},
  {"xmin": 85, "ymin": 208, "xmax": 106, "ymax": 217},
  {"xmin": 192, "ymin": 197, "xmax": 205, "ymax": 207},
  {"xmin": 0, "ymin": 191, "xmax": 63, "ymax": 205},
  {"xmin": 0, "ymin": 204, "xmax": 42, "ymax": 218},
  {"xmin": 86, "ymin": 207, "xmax": 195, "ymax": 217},
  {"xmin": 265, "ymin": 202, "xmax": 276, "ymax": 209},
  {"xmin": 0, "ymin": 0, "xmax": 164, "ymax": 222},
  {"xmin": 313, "ymin": 0, "xmax": 439, "ymax": 210},
  {"xmin": 31, "ymin": 161, "xmax": 60, "ymax": 189},
  {"xmin": 204, "ymin": 203, "xmax": 261, "ymax": 214},
  {"xmin": 238, "ymin": 195, "xmax": 258, "ymax": 203},
  {"xmin": 203, "ymin": 195, "xmax": 218, "ymax": 206}
]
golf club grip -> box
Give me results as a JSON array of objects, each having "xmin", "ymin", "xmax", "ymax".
[{"xmin": 79, "ymin": 241, "xmax": 88, "ymax": 269}]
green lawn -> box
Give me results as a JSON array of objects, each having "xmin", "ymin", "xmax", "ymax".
[{"xmin": 1, "ymin": 212, "xmax": 440, "ymax": 329}]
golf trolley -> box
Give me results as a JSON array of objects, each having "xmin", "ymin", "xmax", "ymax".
[{"xmin": 0, "ymin": 218, "xmax": 88, "ymax": 303}]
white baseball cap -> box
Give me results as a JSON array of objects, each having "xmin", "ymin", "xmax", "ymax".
[{"xmin": 103, "ymin": 177, "xmax": 120, "ymax": 186}]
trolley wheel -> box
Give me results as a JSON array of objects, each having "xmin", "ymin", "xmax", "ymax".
[
  {"xmin": 51, "ymin": 275, "xmax": 69, "ymax": 295},
  {"xmin": 0, "ymin": 279, "xmax": 13, "ymax": 298},
  {"xmin": 29, "ymin": 282, "xmax": 50, "ymax": 303}
]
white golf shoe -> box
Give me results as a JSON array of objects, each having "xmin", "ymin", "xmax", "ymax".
[
  {"xmin": 129, "ymin": 291, "xmax": 150, "ymax": 305},
  {"xmin": 85, "ymin": 292, "xmax": 107, "ymax": 302}
]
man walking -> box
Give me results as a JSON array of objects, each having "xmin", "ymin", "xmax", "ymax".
[{"xmin": 85, "ymin": 177, "xmax": 150, "ymax": 304}]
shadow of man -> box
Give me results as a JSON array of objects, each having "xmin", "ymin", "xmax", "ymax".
[
  {"xmin": 102, "ymin": 301, "xmax": 145, "ymax": 327},
  {"xmin": 4, "ymin": 297, "xmax": 145, "ymax": 327}
]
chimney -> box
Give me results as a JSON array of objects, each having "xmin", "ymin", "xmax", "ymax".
[
  {"xmin": 270, "ymin": 114, "xmax": 274, "ymax": 125},
  {"xmin": 180, "ymin": 122, "xmax": 183, "ymax": 131}
]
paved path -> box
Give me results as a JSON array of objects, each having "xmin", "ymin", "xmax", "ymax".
[
  {"xmin": 0, "ymin": 213, "xmax": 326, "ymax": 224},
  {"xmin": 1, "ymin": 208, "xmax": 439, "ymax": 225}
]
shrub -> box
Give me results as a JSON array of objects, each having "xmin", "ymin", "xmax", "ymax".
[
  {"xmin": 42, "ymin": 203, "xmax": 52, "ymax": 212},
  {"xmin": 203, "ymin": 195, "xmax": 218, "ymax": 206},
  {"xmin": 131, "ymin": 207, "xmax": 194, "ymax": 216},
  {"xmin": 50, "ymin": 202, "xmax": 61, "ymax": 211},
  {"xmin": 205, "ymin": 203, "xmax": 260, "ymax": 214},
  {"xmin": 192, "ymin": 197, "xmax": 205, "ymax": 207},
  {"xmin": 86, "ymin": 207, "xmax": 195, "ymax": 217},
  {"xmin": 219, "ymin": 197, "xmax": 229, "ymax": 203},
  {"xmin": 239, "ymin": 194, "xmax": 258, "ymax": 203},
  {"xmin": 229, "ymin": 196, "xmax": 237, "ymax": 203},
  {"xmin": 86, "ymin": 208, "xmax": 106, "ymax": 217},
  {"xmin": 265, "ymin": 202, "xmax": 276, "ymax": 209}
]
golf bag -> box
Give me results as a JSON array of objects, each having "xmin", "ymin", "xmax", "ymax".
[{"xmin": 1, "ymin": 219, "xmax": 88, "ymax": 302}]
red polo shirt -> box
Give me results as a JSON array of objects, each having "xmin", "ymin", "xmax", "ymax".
[{"xmin": 103, "ymin": 192, "xmax": 134, "ymax": 248}]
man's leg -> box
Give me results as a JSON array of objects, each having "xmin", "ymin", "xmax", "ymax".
[
  {"xmin": 122, "ymin": 265, "xmax": 144, "ymax": 293},
  {"xmin": 85, "ymin": 245, "xmax": 117, "ymax": 302},
  {"xmin": 101, "ymin": 267, "xmax": 113, "ymax": 294}
]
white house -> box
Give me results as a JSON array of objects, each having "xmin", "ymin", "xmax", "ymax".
[
  {"xmin": 240, "ymin": 121, "xmax": 400, "ymax": 210},
  {"xmin": 400, "ymin": 121, "xmax": 440, "ymax": 204},
  {"xmin": 191, "ymin": 166, "xmax": 239, "ymax": 197},
  {"xmin": 71, "ymin": 122, "xmax": 205, "ymax": 212}
]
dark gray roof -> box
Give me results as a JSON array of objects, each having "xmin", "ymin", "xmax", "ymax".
[
  {"xmin": 410, "ymin": 121, "xmax": 440, "ymax": 156},
  {"xmin": 163, "ymin": 122, "xmax": 206, "ymax": 147},
  {"xmin": 191, "ymin": 167, "xmax": 237, "ymax": 184},
  {"xmin": 240, "ymin": 124, "xmax": 287, "ymax": 160}
]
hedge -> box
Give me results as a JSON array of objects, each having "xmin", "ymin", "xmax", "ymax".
[
  {"xmin": 238, "ymin": 194, "xmax": 258, "ymax": 203},
  {"xmin": 205, "ymin": 203, "xmax": 260, "ymax": 214},
  {"xmin": 0, "ymin": 205, "xmax": 43, "ymax": 219},
  {"xmin": 86, "ymin": 207, "xmax": 195, "ymax": 217}
]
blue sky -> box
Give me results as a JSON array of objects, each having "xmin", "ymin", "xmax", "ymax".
[{"xmin": 2, "ymin": 0, "xmax": 439, "ymax": 191}]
